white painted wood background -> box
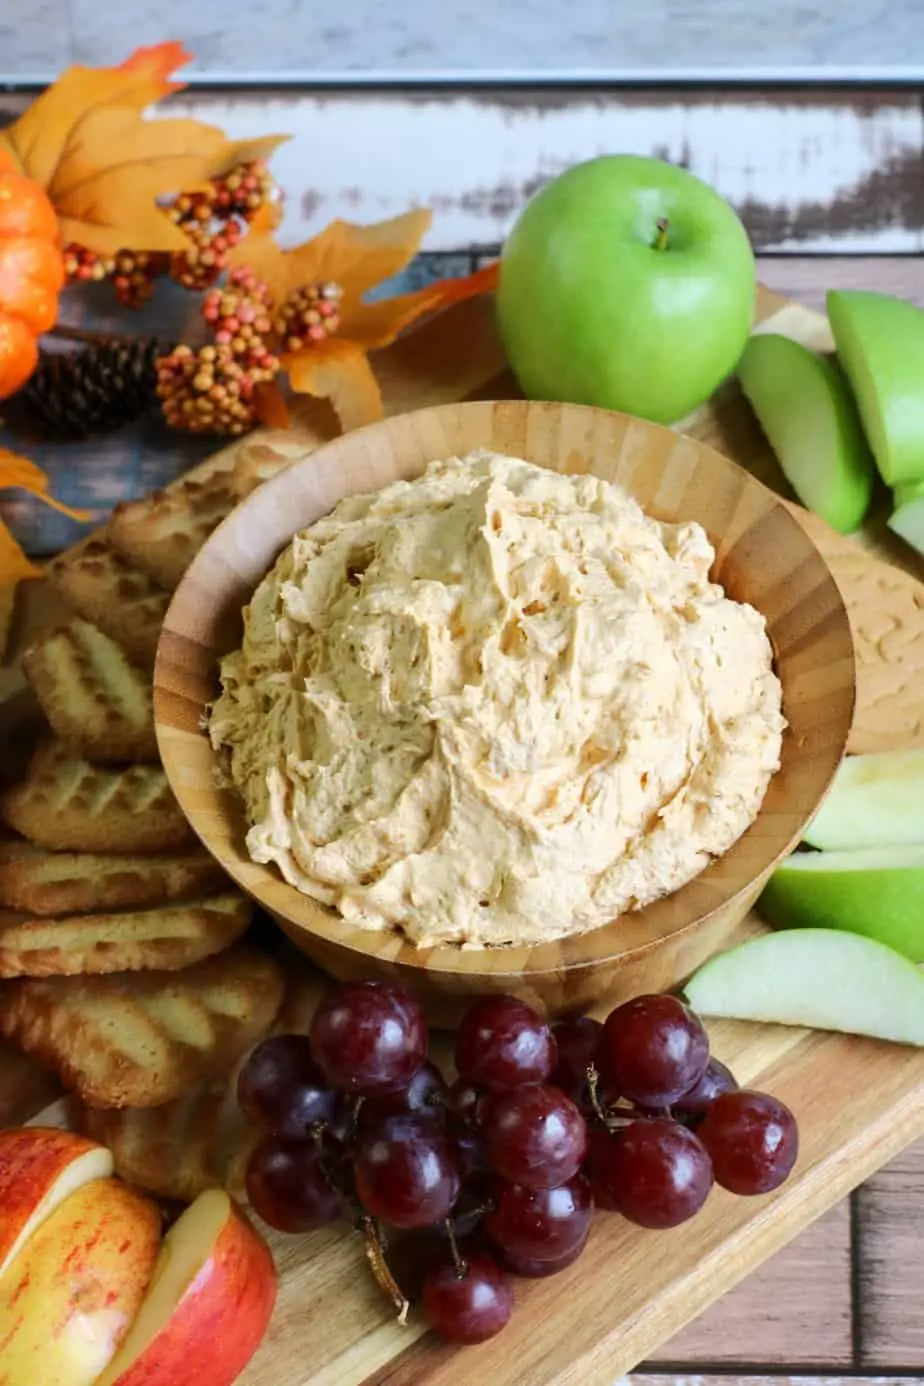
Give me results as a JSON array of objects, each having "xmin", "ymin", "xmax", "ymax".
[
  {"xmin": 2, "ymin": 87, "xmax": 921, "ymax": 255},
  {"xmin": 3, "ymin": 0, "xmax": 924, "ymax": 81}
]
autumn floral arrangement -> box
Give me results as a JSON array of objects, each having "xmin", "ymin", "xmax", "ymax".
[{"xmin": 0, "ymin": 41, "xmax": 496, "ymax": 640}]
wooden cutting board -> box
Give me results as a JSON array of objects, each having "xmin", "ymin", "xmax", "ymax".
[{"xmin": 4, "ymin": 285, "xmax": 924, "ymax": 1386}]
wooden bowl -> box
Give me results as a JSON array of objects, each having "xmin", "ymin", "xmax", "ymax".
[{"xmin": 154, "ymin": 400, "xmax": 855, "ymax": 1024}]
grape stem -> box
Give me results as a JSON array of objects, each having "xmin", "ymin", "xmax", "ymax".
[
  {"xmin": 444, "ymin": 1218, "xmax": 468, "ymax": 1280},
  {"xmin": 585, "ymin": 1063, "xmax": 637, "ymax": 1131},
  {"xmin": 361, "ymin": 1215, "xmax": 410, "ymax": 1325}
]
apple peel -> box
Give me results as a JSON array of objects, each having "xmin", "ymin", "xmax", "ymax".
[
  {"xmin": 0, "ymin": 1125, "xmax": 112, "ymax": 1277},
  {"xmin": 0, "ymin": 1174, "xmax": 161, "ymax": 1386},
  {"xmin": 96, "ymin": 1188, "xmax": 277, "ymax": 1386},
  {"xmin": 684, "ymin": 927, "xmax": 924, "ymax": 1047}
]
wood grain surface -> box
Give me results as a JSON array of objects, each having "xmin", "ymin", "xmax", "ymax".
[
  {"xmin": 154, "ymin": 395, "xmax": 853, "ymax": 1019},
  {"xmin": 4, "ymin": 278, "xmax": 924, "ymax": 1385}
]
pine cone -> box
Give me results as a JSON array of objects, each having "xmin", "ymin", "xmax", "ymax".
[{"xmin": 13, "ymin": 339, "xmax": 162, "ymax": 442}]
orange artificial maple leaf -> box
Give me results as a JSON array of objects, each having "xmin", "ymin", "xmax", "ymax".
[
  {"xmin": 0, "ymin": 447, "xmax": 90, "ymax": 656},
  {"xmin": 229, "ymin": 208, "xmax": 499, "ymax": 430},
  {"xmin": 0, "ymin": 43, "xmax": 289, "ymax": 256}
]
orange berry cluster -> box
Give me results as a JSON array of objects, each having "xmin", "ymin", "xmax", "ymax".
[
  {"xmin": 111, "ymin": 250, "xmax": 169, "ymax": 308},
  {"xmin": 61, "ymin": 161, "xmax": 279, "ymax": 305},
  {"xmin": 155, "ymin": 341, "xmax": 280, "ymax": 436},
  {"xmin": 63, "ymin": 244, "xmax": 116, "ymax": 283},
  {"xmin": 211, "ymin": 160, "xmax": 277, "ymax": 219},
  {"xmin": 157, "ymin": 266, "xmax": 281, "ymax": 436},
  {"xmin": 166, "ymin": 160, "xmax": 276, "ymax": 292},
  {"xmin": 169, "ymin": 216, "xmax": 243, "ymax": 292},
  {"xmin": 274, "ymin": 282, "xmax": 343, "ymax": 352},
  {"xmin": 201, "ymin": 267, "xmax": 276, "ymax": 370}
]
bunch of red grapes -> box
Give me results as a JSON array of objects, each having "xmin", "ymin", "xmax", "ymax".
[{"xmin": 237, "ymin": 982, "xmax": 798, "ymax": 1347}]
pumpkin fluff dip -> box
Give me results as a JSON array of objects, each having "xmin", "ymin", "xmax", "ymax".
[{"xmin": 208, "ymin": 451, "xmax": 785, "ymax": 948}]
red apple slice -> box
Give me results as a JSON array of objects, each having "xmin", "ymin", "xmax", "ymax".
[
  {"xmin": 0, "ymin": 1125, "xmax": 113, "ymax": 1277},
  {"xmin": 96, "ymin": 1188, "xmax": 277, "ymax": 1386},
  {"xmin": 0, "ymin": 1175, "xmax": 161, "ymax": 1386}
]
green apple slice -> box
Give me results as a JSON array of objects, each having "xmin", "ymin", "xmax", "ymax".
[
  {"xmin": 758, "ymin": 846, "xmax": 924, "ymax": 960},
  {"xmin": 827, "ymin": 289, "xmax": 924, "ymax": 486},
  {"xmin": 738, "ymin": 332, "xmax": 874, "ymax": 533},
  {"xmin": 684, "ymin": 928, "xmax": 924, "ymax": 1045},
  {"xmin": 893, "ymin": 477, "xmax": 924, "ymax": 509},
  {"xmin": 803, "ymin": 748, "xmax": 924, "ymax": 850},
  {"xmin": 888, "ymin": 494, "xmax": 924, "ymax": 559}
]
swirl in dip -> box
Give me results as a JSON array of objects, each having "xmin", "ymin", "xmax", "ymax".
[{"xmin": 208, "ymin": 451, "xmax": 785, "ymax": 947}]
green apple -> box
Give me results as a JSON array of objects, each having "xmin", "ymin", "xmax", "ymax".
[
  {"xmin": 827, "ymin": 289, "xmax": 924, "ymax": 486},
  {"xmin": 737, "ymin": 333, "xmax": 874, "ymax": 533},
  {"xmin": 684, "ymin": 928, "xmax": 924, "ymax": 1046},
  {"xmin": 758, "ymin": 846, "xmax": 924, "ymax": 961},
  {"xmin": 804, "ymin": 748, "xmax": 924, "ymax": 850},
  {"xmin": 496, "ymin": 155, "xmax": 755, "ymax": 425},
  {"xmin": 888, "ymin": 494, "xmax": 924, "ymax": 558}
]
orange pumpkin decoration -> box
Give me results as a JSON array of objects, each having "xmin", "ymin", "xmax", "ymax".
[{"xmin": 0, "ymin": 150, "xmax": 64, "ymax": 399}]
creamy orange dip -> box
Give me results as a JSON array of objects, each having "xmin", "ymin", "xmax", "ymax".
[{"xmin": 209, "ymin": 451, "xmax": 785, "ymax": 947}]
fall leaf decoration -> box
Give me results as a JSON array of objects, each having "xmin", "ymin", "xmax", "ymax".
[
  {"xmin": 228, "ymin": 208, "xmax": 499, "ymax": 429},
  {"xmin": 0, "ymin": 43, "xmax": 289, "ymax": 257},
  {"xmin": 0, "ymin": 447, "xmax": 90, "ymax": 657},
  {"xmin": 0, "ymin": 41, "xmax": 500, "ymax": 448}
]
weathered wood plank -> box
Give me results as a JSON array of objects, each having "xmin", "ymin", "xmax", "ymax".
[
  {"xmin": 856, "ymin": 1135, "xmax": 924, "ymax": 1369},
  {"xmin": 649, "ymin": 1202, "xmax": 852, "ymax": 1367},
  {"xmin": 633, "ymin": 1378, "xmax": 921, "ymax": 1385},
  {"xmin": 756, "ymin": 257, "xmax": 924, "ymax": 312},
  {"xmin": 2, "ymin": 88, "xmax": 922, "ymax": 253},
  {"xmin": 8, "ymin": 0, "xmax": 924, "ymax": 82}
]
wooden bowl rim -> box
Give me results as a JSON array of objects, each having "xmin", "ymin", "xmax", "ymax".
[{"xmin": 154, "ymin": 399, "xmax": 855, "ymax": 978}]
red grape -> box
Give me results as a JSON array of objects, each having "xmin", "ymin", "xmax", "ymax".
[
  {"xmin": 698, "ymin": 1089, "xmax": 798, "ymax": 1194},
  {"xmin": 583, "ymin": 1129, "xmax": 622, "ymax": 1211},
  {"xmin": 673, "ymin": 1057, "xmax": 739, "ymax": 1120},
  {"xmin": 311, "ymin": 981, "xmax": 427, "ymax": 1094},
  {"xmin": 601, "ymin": 994, "xmax": 709, "ymax": 1107},
  {"xmin": 353, "ymin": 1114, "xmax": 461, "ymax": 1228},
  {"xmin": 485, "ymin": 1174, "xmax": 593, "ymax": 1262},
  {"xmin": 550, "ymin": 1017, "xmax": 604, "ymax": 1107},
  {"xmin": 356, "ymin": 1061, "xmax": 447, "ymax": 1136},
  {"xmin": 454, "ymin": 1129, "xmax": 490, "ymax": 1180},
  {"xmin": 480, "ymin": 1084, "xmax": 587, "ymax": 1189},
  {"xmin": 585, "ymin": 1117, "xmax": 713, "ymax": 1229},
  {"xmin": 493, "ymin": 1234, "xmax": 588, "ymax": 1278},
  {"xmin": 245, "ymin": 1135, "xmax": 343, "ymax": 1233},
  {"xmin": 422, "ymin": 1252, "xmax": 514, "ymax": 1344},
  {"xmin": 237, "ymin": 1034, "xmax": 334, "ymax": 1137},
  {"xmin": 456, "ymin": 995, "xmax": 556, "ymax": 1091}
]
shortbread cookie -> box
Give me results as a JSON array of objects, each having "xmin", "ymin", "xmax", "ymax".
[
  {"xmin": 108, "ymin": 472, "xmax": 234, "ymax": 591},
  {"xmin": 0, "ymin": 943, "xmax": 285, "ymax": 1108},
  {"xmin": 47, "ymin": 538, "xmax": 169, "ymax": 668},
  {"xmin": 0, "ymin": 842, "xmax": 225, "ymax": 916},
  {"xmin": 22, "ymin": 618, "xmax": 156, "ymax": 762},
  {"xmin": 0, "ymin": 892, "xmax": 251, "ymax": 977},
  {"xmin": 0, "ymin": 740, "xmax": 192, "ymax": 853}
]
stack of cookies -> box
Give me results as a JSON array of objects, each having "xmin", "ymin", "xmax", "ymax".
[{"xmin": 0, "ymin": 457, "xmax": 321, "ymax": 1206}]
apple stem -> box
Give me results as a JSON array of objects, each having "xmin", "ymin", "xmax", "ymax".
[
  {"xmin": 653, "ymin": 216, "xmax": 670, "ymax": 251},
  {"xmin": 361, "ymin": 1215, "xmax": 410, "ymax": 1325}
]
